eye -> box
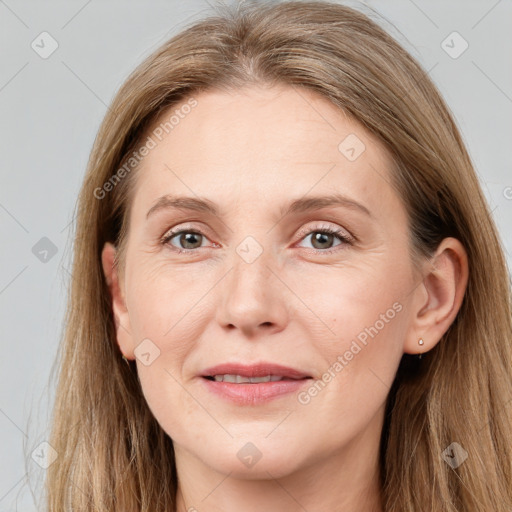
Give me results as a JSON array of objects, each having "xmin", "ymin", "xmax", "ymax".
[
  {"xmin": 160, "ymin": 223, "xmax": 353, "ymax": 254},
  {"xmin": 296, "ymin": 224, "xmax": 353, "ymax": 253},
  {"xmin": 161, "ymin": 227, "xmax": 214, "ymax": 253}
]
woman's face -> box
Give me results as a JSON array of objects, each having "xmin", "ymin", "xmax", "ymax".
[{"xmin": 107, "ymin": 84, "xmax": 424, "ymax": 479}]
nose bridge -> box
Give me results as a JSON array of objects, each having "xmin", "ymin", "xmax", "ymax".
[
  {"xmin": 232, "ymin": 242, "xmax": 269, "ymax": 292},
  {"xmin": 228, "ymin": 236, "xmax": 273, "ymax": 308},
  {"xmin": 215, "ymin": 233, "xmax": 287, "ymax": 334},
  {"xmin": 229, "ymin": 218, "xmax": 274, "ymax": 287}
]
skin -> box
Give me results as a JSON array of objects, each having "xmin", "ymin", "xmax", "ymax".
[{"xmin": 102, "ymin": 84, "xmax": 468, "ymax": 512}]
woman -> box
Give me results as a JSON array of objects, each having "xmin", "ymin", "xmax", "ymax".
[{"xmin": 45, "ymin": 1, "xmax": 512, "ymax": 510}]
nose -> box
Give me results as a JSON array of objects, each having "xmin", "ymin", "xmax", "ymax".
[{"xmin": 215, "ymin": 251, "xmax": 289, "ymax": 338}]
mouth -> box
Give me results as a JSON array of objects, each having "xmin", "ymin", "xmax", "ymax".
[
  {"xmin": 199, "ymin": 362, "xmax": 313, "ymax": 404},
  {"xmin": 200, "ymin": 361, "xmax": 312, "ymax": 381},
  {"xmin": 203, "ymin": 374, "xmax": 304, "ymax": 383}
]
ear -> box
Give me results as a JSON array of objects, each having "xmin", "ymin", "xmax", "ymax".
[
  {"xmin": 101, "ymin": 242, "xmax": 135, "ymax": 360},
  {"xmin": 404, "ymin": 237, "xmax": 469, "ymax": 355}
]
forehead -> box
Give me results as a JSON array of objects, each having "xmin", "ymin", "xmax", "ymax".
[{"xmin": 130, "ymin": 84, "xmax": 401, "ymax": 220}]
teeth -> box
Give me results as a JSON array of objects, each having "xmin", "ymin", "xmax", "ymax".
[
  {"xmin": 211, "ymin": 374, "xmax": 285, "ymax": 383},
  {"xmin": 249, "ymin": 375, "xmax": 270, "ymax": 383}
]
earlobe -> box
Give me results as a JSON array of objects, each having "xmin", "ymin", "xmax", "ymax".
[
  {"xmin": 101, "ymin": 242, "xmax": 135, "ymax": 360},
  {"xmin": 404, "ymin": 237, "xmax": 469, "ymax": 355}
]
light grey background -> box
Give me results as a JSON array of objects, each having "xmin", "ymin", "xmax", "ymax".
[{"xmin": 0, "ymin": 0, "xmax": 510, "ymax": 510}]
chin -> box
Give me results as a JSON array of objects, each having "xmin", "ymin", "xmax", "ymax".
[{"xmin": 188, "ymin": 437, "xmax": 308, "ymax": 479}]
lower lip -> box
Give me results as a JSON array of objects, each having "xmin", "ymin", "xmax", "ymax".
[{"xmin": 201, "ymin": 377, "xmax": 311, "ymax": 405}]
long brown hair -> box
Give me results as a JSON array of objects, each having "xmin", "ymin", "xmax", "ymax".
[{"xmin": 44, "ymin": 1, "xmax": 512, "ymax": 510}]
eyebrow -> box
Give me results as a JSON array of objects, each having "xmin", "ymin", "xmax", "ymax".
[
  {"xmin": 279, "ymin": 193, "xmax": 371, "ymax": 218},
  {"xmin": 146, "ymin": 195, "xmax": 218, "ymax": 218},
  {"xmin": 146, "ymin": 192, "xmax": 371, "ymax": 220}
]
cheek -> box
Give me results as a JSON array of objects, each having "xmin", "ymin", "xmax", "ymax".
[
  {"xmin": 291, "ymin": 253, "xmax": 410, "ymax": 346},
  {"xmin": 125, "ymin": 261, "xmax": 218, "ymax": 427},
  {"xmin": 136, "ymin": 362, "xmax": 207, "ymax": 450},
  {"xmin": 292, "ymin": 260, "xmax": 408, "ymax": 412},
  {"xmin": 294, "ymin": 300, "xmax": 406, "ymax": 443},
  {"xmin": 126, "ymin": 259, "xmax": 214, "ymax": 345}
]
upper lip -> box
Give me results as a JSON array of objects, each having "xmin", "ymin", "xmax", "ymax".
[{"xmin": 200, "ymin": 362, "xmax": 312, "ymax": 380}]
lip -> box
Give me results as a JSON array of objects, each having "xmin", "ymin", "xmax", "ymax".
[{"xmin": 199, "ymin": 362, "xmax": 313, "ymax": 405}]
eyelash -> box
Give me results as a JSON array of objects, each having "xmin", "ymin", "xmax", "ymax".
[{"xmin": 160, "ymin": 223, "xmax": 353, "ymax": 255}]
